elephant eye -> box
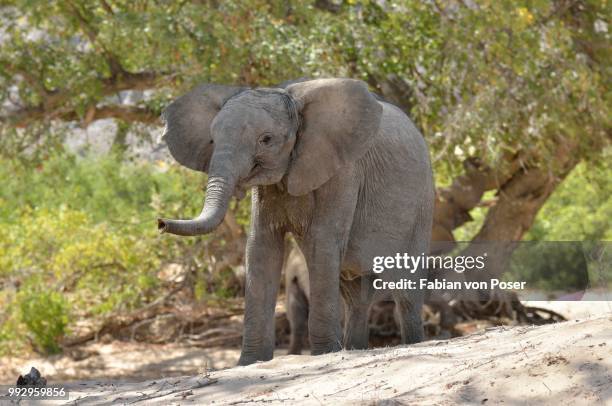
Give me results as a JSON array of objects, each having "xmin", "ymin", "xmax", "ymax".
[{"xmin": 259, "ymin": 133, "xmax": 272, "ymax": 145}]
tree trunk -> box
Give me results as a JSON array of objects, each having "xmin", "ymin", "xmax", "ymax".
[
  {"xmin": 451, "ymin": 138, "xmax": 581, "ymax": 315},
  {"xmin": 473, "ymin": 137, "xmax": 579, "ymax": 243}
]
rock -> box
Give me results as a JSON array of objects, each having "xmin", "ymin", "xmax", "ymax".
[{"xmin": 16, "ymin": 367, "xmax": 47, "ymax": 386}]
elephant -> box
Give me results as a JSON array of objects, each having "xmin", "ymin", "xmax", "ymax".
[
  {"xmin": 284, "ymin": 242, "xmax": 460, "ymax": 354},
  {"xmin": 283, "ymin": 242, "xmax": 311, "ymax": 354},
  {"xmin": 157, "ymin": 78, "xmax": 435, "ymax": 365}
]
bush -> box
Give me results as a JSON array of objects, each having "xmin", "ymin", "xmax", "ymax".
[
  {"xmin": 508, "ymin": 242, "xmax": 593, "ymax": 292},
  {"xmin": 18, "ymin": 283, "xmax": 70, "ymax": 354},
  {"xmin": 0, "ymin": 151, "xmax": 249, "ymax": 355},
  {"xmin": 527, "ymin": 162, "xmax": 612, "ymax": 242}
]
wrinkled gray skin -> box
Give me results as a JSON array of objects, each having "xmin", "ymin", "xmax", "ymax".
[
  {"xmin": 158, "ymin": 78, "xmax": 434, "ymax": 365},
  {"xmin": 285, "ymin": 244, "xmax": 459, "ymax": 353},
  {"xmin": 283, "ymin": 244, "xmax": 311, "ymax": 354},
  {"xmin": 285, "ymin": 243, "xmax": 347, "ymax": 355}
]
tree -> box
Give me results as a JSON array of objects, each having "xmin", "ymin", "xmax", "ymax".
[{"xmin": 1, "ymin": 0, "xmax": 609, "ymax": 255}]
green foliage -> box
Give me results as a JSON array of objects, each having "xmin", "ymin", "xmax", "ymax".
[
  {"xmin": 0, "ymin": 152, "xmax": 249, "ymax": 354},
  {"xmin": 18, "ymin": 281, "xmax": 70, "ymax": 354},
  {"xmin": 1, "ymin": 1, "xmax": 609, "ymax": 181},
  {"xmin": 527, "ymin": 160, "xmax": 612, "ymax": 241},
  {"xmin": 0, "ymin": 151, "xmax": 200, "ymax": 227},
  {"xmin": 452, "ymin": 190, "xmax": 495, "ymax": 242},
  {"xmin": 454, "ymin": 159, "xmax": 611, "ymax": 242},
  {"xmin": 0, "ymin": 0, "xmax": 609, "ymax": 355},
  {"xmin": 454, "ymin": 161, "xmax": 612, "ymax": 291},
  {"xmin": 509, "ymin": 242, "xmax": 593, "ymax": 292},
  {"xmin": 515, "ymin": 161, "xmax": 612, "ymax": 291}
]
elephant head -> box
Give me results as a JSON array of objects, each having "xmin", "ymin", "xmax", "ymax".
[{"xmin": 157, "ymin": 78, "xmax": 383, "ymax": 236}]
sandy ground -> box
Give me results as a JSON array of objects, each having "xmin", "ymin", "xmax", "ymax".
[
  {"xmin": 524, "ymin": 299, "xmax": 612, "ymax": 320},
  {"xmin": 2, "ymin": 303, "xmax": 610, "ymax": 405},
  {"xmin": 4, "ymin": 300, "xmax": 609, "ymax": 384},
  {"xmin": 0, "ymin": 341, "xmax": 242, "ymax": 384},
  {"xmin": 3, "ymin": 313, "xmax": 608, "ymax": 405}
]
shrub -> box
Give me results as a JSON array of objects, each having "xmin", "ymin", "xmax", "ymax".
[
  {"xmin": 18, "ymin": 283, "xmax": 70, "ymax": 354},
  {"xmin": 0, "ymin": 151, "xmax": 250, "ymax": 355}
]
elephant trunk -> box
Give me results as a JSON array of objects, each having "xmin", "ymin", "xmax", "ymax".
[{"xmin": 158, "ymin": 175, "xmax": 235, "ymax": 236}]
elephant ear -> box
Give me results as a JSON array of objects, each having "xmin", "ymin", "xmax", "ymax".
[
  {"xmin": 286, "ymin": 78, "xmax": 383, "ymax": 196},
  {"xmin": 161, "ymin": 84, "xmax": 247, "ymax": 172}
]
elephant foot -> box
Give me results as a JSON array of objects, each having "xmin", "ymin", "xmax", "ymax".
[
  {"xmin": 403, "ymin": 330, "xmax": 424, "ymax": 345},
  {"xmin": 399, "ymin": 321, "xmax": 424, "ymax": 345},
  {"xmin": 310, "ymin": 340, "xmax": 342, "ymax": 356},
  {"xmin": 287, "ymin": 342, "xmax": 303, "ymax": 355},
  {"xmin": 344, "ymin": 339, "xmax": 369, "ymax": 351},
  {"xmin": 237, "ymin": 355, "xmax": 262, "ymax": 366},
  {"xmin": 237, "ymin": 349, "xmax": 273, "ymax": 366},
  {"xmin": 237, "ymin": 356, "xmax": 256, "ymax": 366}
]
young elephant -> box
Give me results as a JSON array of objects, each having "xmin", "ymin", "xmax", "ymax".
[
  {"xmin": 283, "ymin": 243, "xmax": 310, "ymax": 354},
  {"xmin": 158, "ymin": 78, "xmax": 434, "ymax": 365}
]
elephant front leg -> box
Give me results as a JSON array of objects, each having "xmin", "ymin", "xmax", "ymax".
[
  {"xmin": 299, "ymin": 174, "xmax": 358, "ymax": 355},
  {"xmin": 238, "ymin": 228, "xmax": 284, "ymax": 366},
  {"xmin": 301, "ymin": 236, "xmax": 345, "ymax": 355}
]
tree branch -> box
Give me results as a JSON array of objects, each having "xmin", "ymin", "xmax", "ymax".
[
  {"xmin": 1, "ymin": 103, "xmax": 159, "ymax": 127},
  {"xmin": 88, "ymin": 105, "xmax": 159, "ymax": 124},
  {"xmin": 431, "ymin": 153, "xmax": 524, "ymax": 250},
  {"xmin": 431, "ymin": 134, "xmax": 578, "ymax": 253},
  {"xmin": 472, "ymin": 137, "xmax": 579, "ymax": 243},
  {"xmin": 99, "ymin": 0, "xmax": 115, "ymax": 15},
  {"xmin": 65, "ymin": 0, "xmax": 123, "ymax": 76},
  {"xmin": 314, "ymin": 0, "xmax": 342, "ymax": 13},
  {"xmin": 2, "ymin": 70, "xmax": 162, "ymax": 127}
]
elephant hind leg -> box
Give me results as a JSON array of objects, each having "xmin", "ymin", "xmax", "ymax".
[
  {"xmin": 394, "ymin": 211, "xmax": 431, "ymax": 345},
  {"xmin": 343, "ymin": 303, "xmax": 370, "ymax": 350},
  {"xmin": 393, "ymin": 290, "xmax": 424, "ymax": 344},
  {"xmin": 287, "ymin": 276, "xmax": 309, "ymax": 355}
]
